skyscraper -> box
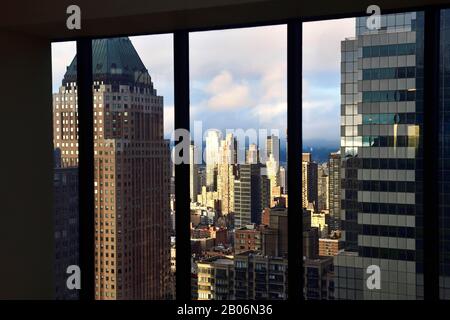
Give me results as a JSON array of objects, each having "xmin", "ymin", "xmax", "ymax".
[
  {"xmin": 217, "ymin": 133, "xmax": 236, "ymax": 215},
  {"xmin": 260, "ymin": 174, "xmax": 271, "ymax": 210},
  {"xmin": 302, "ymin": 153, "xmax": 318, "ymax": 210},
  {"xmin": 279, "ymin": 166, "xmax": 287, "ymax": 193},
  {"xmin": 266, "ymin": 153, "xmax": 280, "ymax": 205},
  {"xmin": 317, "ymin": 163, "xmax": 329, "ymax": 212},
  {"xmin": 190, "ymin": 143, "xmax": 200, "ymax": 202},
  {"xmin": 246, "ymin": 143, "xmax": 259, "ymax": 164},
  {"xmin": 234, "ymin": 164, "xmax": 262, "ymax": 228},
  {"xmin": 53, "ymin": 37, "xmax": 171, "ymax": 300},
  {"xmin": 266, "ymin": 134, "xmax": 280, "ymax": 161},
  {"xmin": 328, "ymin": 151, "xmax": 341, "ymax": 231},
  {"xmin": 335, "ymin": 13, "xmax": 424, "ymax": 299},
  {"xmin": 205, "ymin": 130, "xmax": 221, "ymax": 190}
]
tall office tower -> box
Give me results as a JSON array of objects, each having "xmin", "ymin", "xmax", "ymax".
[
  {"xmin": 246, "ymin": 143, "xmax": 259, "ymax": 164},
  {"xmin": 234, "ymin": 164, "xmax": 262, "ymax": 228},
  {"xmin": 205, "ymin": 129, "xmax": 221, "ymax": 190},
  {"xmin": 217, "ymin": 134, "xmax": 236, "ymax": 215},
  {"xmin": 328, "ymin": 151, "xmax": 341, "ymax": 231},
  {"xmin": 317, "ymin": 163, "xmax": 329, "ymax": 211},
  {"xmin": 302, "ymin": 153, "xmax": 318, "ymax": 210},
  {"xmin": 198, "ymin": 166, "xmax": 206, "ymax": 189},
  {"xmin": 53, "ymin": 161, "xmax": 79, "ymax": 300},
  {"xmin": 279, "ymin": 166, "xmax": 287, "ymax": 193},
  {"xmin": 190, "ymin": 143, "xmax": 200, "ymax": 202},
  {"xmin": 266, "ymin": 134, "xmax": 280, "ymax": 161},
  {"xmin": 234, "ymin": 251, "xmax": 288, "ymax": 300},
  {"xmin": 266, "ymin": 153, "xmax": 280, "ymax": 204},
  {"xmin": 260, "ymin": 174, "xmax": 271, "ymax": 210},
  {"xmin": 335, "ymin": 13, "xmax": 424, "ymax": 299},
  {"xmin": 54, "ymin": 38, "xmax": 171, "ymax": 300}
]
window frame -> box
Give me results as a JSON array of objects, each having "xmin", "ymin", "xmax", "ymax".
[{"xmin": 53, "ymin": 4, "xmax": 445, "ymax": 302}]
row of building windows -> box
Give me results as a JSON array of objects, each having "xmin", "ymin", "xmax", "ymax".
[
  {"xmin": 342, "ymin": 180, "xmax": 418, "ymax": 193},
  {"xmin": 95, "ymin": 267, "xmax": 115, "ymax": 274},
  {"xmin": 362, "ymin": 113, "xmax": 421, "ymax": 125},
  {"xmin": 361, "ymin": 225, "xmax": 416, "ymax": 238},
  {"xmin": 362, "ymin": 135, "xmax": 418, "ymax": 147},
  {"xmin": 104, "ymin": 95, "xmax": 158, "ymax": 103},
  {"xmin": 55, "ymin": 112, "xmax": 78, "ymax": 117},
  {"xmin": 362, "ymin": 67, "xmax": 416, "ymax": 80},
  {"xmin": 356, "ymin": 202, "xmax": 418, "ymax": 215},
  {"xmin": 55, "ymin": 96, "xmax": 76, "ymax": 102},
  {"xmin": 55, "ymin": 127, "xmax": 78, "ymax": 132},
  {"xmin": 353, "ymin": 158, "xmax": 418, "ymax": 170},
  {"xmin": 55, "ymin": 119, "xmax": 78, "ymax": 125},
  {"xmin": 362, "ymin": 43, "xmax": 416, "ymax": 58},
  {"xmin": 358, "ymin": 246, "xmax": 417, "ymax": 261},
  {"xmin": 362, "ymin": 90, "xmax": 416, "ymax": 102}
]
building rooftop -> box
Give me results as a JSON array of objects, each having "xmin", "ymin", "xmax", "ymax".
[
  {"xmin": 214, "ymin": 259, "xmax": 234, "ymax": 266},
  {"xmin": 62, "ymin": 37, "xmax": 151, "ymax": 88}
]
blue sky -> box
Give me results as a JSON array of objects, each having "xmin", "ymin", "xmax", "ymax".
[{"xmin": 51, "ymin": 18, "xmax": 354, "ymax": 148}]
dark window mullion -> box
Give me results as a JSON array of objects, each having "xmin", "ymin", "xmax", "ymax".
[
  {"xmin": 174, "ymin": 31, "xmax": 191, "ymax": 301},
  {"xmin": 423, "ymin": 7, "xmax": 440, "ymax": 301},
  {"xmin": 287, "ymin": 21, "xmax": 303, "ymax": 302},
  {"xmin": 77, "ymin": 38, "xmax": 95, "ymax": 301}
]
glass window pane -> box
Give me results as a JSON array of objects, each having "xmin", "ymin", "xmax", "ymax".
[
  {"xmin": 190, "ymin": 25, "xmax": 287, "ymax": 300},
  {"xmin": 58, "ymin": 35, "xmax": 175, "ymax": 300},
  {"xmin": 52, "ymin": 41, "xmax": 79, "ymax": 300}
]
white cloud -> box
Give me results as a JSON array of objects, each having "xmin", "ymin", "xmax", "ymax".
[
  {"xmin": 303, "ymin": 18, "xmax": 355, "ymax": 73},
  {"xmin": 260, "ymin": 62, "xmax": 286, "ymax": 103},
  {"xmin": 253, "ymin": 102, "xmax": 287, "ymax": 125},
  {"xmin": 252, "ymin": 102, "xmax": 287, "ymax": 126},
  {"xmin": 205, "ymin": 70, "xmax": 251, "ymax": 110},
  {"xmin": 50, "ymin": 20, "xmax": 354, "ymax": 145},
  {"xmin": 129, "ymin": 35, "xmax": 174, "ymax": 105},
  {"xmin": 190, "ymin": 25, "xmax": 287, "ymax": 81},
  {"xmin": 189, "ymin": 25, "xmax": 288, "ymax": 130}
]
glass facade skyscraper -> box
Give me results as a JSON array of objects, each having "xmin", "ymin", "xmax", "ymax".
[{"xmin": 335, "ymin": 12, "xmax": 425, "ymax": 299}]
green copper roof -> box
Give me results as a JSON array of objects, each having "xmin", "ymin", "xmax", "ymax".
[{"xmin": 62, "ymin": 37, "xmax": 149, "ymax": 86}]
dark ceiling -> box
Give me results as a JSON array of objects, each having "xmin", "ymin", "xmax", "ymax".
[{"xmin": 3, "ymin": 0, "xmax": 450, "ymax": 40}]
